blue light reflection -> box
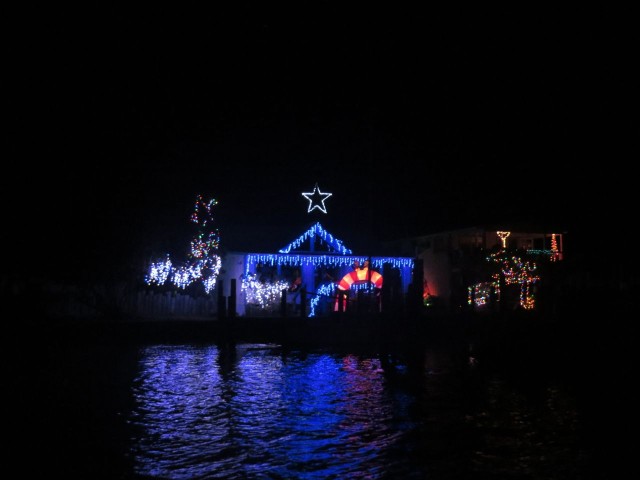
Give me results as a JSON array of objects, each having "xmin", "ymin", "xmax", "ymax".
[{"xmin": 130, "ymin": 345, "xmax": 416, "ymax": 479}]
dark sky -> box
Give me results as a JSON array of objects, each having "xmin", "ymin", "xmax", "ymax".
[{"xmin": 5, "ymin": 5, "xmax": 636, "ymax": 278}]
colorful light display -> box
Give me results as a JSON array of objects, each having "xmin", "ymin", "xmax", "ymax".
[
  {"xmin": 467, "ymin": 280, "xmax": 500, "ymax": 307},
  {"xmin": 145, "ymin": 195, "xmax": 222, "ymax": 294},
  {"xmin": 337, "ymin": 267, "xmax": 383, "ymax": 290},
  {"xmin": 550, "ymin": 233, "xmax": 559, "ymax": 262},
  {"xmin": 468, "ymin": 250, "xmax": 540, "ymax": 310},
  {"xmin": 302, "ymin": 183, "xmax": 332, "ymax": 214}
]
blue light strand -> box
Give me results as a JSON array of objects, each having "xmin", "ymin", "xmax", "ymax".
[
  {"xmin": 246, "ymin": 254, "xmax": 413, "ymax": 268},
  {"xmin": 309, "ymin": 282, "xmax": 337, "ymax": 317},
  {"xmin": 245, "ymin": 254, "xmax": 413, "ymax": 275},
  {"xmin": 278, "ymin": 222, "xmax": 352, "ymax": 255}
]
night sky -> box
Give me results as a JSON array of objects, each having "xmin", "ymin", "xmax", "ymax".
[{"xmin": 5, "ymin": 5, "xmax": 636, "ymax": 279}]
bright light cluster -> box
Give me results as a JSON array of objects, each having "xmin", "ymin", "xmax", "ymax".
[
  {"xmin": 240, "ymin": 274, "xmax": 289, "ymax": 309},
  {"xmin": 146, "ymin": 256, "xmax": 222, "ymax": 294},
  {"xmin": 145, "ymin": 195, "xmax": 222, "ymax": 294},
  {"xmin": 146, "ymin": 256, "xmax": 172, "ymax": 286},
  {"xmin": 189, "ymin": 196, "xmax": 221, "ymax": 259},
  {"xmin": 190, "ymin": 232, "xmax": 220, "ymax": 259},
  {"xmin": 278, "ymin": 222, "xmax": 352, "ymax": 255},
  {"xmin": 467, "ymin": 281, "xmax": 500, "ymax": 307},
  {"xmin": 467, "ymin": 251, "xmax": 539, "ymax": 310},
  {"xmin": 246, "ymin": 253, "xmax": 413, "ymax": 275},
  {"xmin": 488, "ymin": 251, "xmax": 540, "ymax": 310}
]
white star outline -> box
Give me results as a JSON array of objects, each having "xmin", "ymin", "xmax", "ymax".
[{"xmin": 302, "ymin": 183, "xmax": 333, "ymax": 214}]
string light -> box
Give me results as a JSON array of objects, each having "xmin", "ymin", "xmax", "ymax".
[
  {"xmin": 245, "ymin": 253, "xmax": 413, "ymax": 275},
  {"xmin": 278, "ymin": 222, "xmax": 352, "ymax": 255},
  {"xmin": 309, "ymin": 283, "xmax": 337, "ymax": 317},
  {"xmin": 526, "ymin": 249, "xmax": 555, "ymax": 256}
]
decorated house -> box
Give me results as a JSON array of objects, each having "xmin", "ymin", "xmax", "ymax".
[
  {"xmin": 220, "ymin": 183, "xmax": 415, "ymax": 317},
  {"xmin": 220, "ymin": 222, "xmax": 415, "ymax": 317}
]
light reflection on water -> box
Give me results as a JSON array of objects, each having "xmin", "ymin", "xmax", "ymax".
[
  {"xmin": 127, "ymin": 342, "xmax": 584, "ymax": 479},
  {"xmin": 130, "ymin": 345, "xmax": 417, "ymax": 479}
]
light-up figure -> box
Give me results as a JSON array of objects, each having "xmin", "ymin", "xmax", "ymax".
[
  {"xmin": 497, "ymin": 231, "xmax": 511, "ymax": 249},
  {"xmin": 302, "ymin": 183, "xmax": 332, "ymax": 214}
]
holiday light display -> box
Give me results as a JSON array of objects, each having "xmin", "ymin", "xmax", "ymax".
[
  {"xmin": 146, "ymin": 256, "xmax": 172, "ymax": 286},
  {"xmin": 309, "ymin": 282, "xmax": 337, "ymax": 317},
  {"xmin": 467, "ymin": 280, "xmax": 500, "ymax": 307},
  {"xmin": 240, "ymin": 274, "xmax": 289, "ymax": 309},
  {"xmin": 278, "ymin": 222, "xmax": 352, "ymax": 255},
  {"xmin": 550, "ymin": 233, "xmax": 559, "ymax": 262},
  {"xmin": 245, "ymin": 253, "xmax": 412, "ymax": 275},
  {"xmin": 492, "ymin": 251, "xmax": 538, "ymax": 309},
  {"xmin": 302, "ymin": 183, "xmax": 332, "ymax": 214},
  {"xmin": 145, "ymin": 195, "xmax": 222, "ymax": 294},
  {"xmin": 467, "ymin": 249, "xmax": 540, "ymax": 310},
  {"xmin": 497, "ymin": 231, "xmax": 511, "ymax": 249},
  {"xmin": 337, "ymin": 267, "xmax": 383, "ymax": 290},
  {"xmin": 244, "ymin": 221, "xmax": 412, "ymax": 316},
  {"xmin": 239, "ymin": 273, "xmax": 336, "ymax": 316}
]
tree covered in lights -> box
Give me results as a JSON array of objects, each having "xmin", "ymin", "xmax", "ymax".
[{"xmin": 145, "ymin": 195, "xmax": 222, "ymax": 294}]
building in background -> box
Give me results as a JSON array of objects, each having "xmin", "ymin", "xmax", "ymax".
[{"xmin": 385, "ymin": 227, "xmax": 564, "ymax": 311}]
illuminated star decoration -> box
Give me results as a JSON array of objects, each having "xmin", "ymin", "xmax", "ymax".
[{"xmin": 302, "ymin": 183, "xmax": 332, "ymax": 214}]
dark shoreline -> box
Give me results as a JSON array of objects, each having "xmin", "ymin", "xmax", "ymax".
[
  {"xmin": 21, "ymin": 309, "xmax": 603, "ymax": 357},
  {"xmin": 27, "ymin": 313, "xmax": 469, "ymax": 347},
  {"xmin": 21, "ymin": 306, "xmax": 635, "ymax": 384}
]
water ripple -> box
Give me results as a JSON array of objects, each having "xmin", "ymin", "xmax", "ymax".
[
  {"xmin": 127, "ymin": 343, "xmax": 582, "ymax": 479},
  {"xmin": 130, "ymin": 344, "xmax": 417, "ymax": 479}
]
